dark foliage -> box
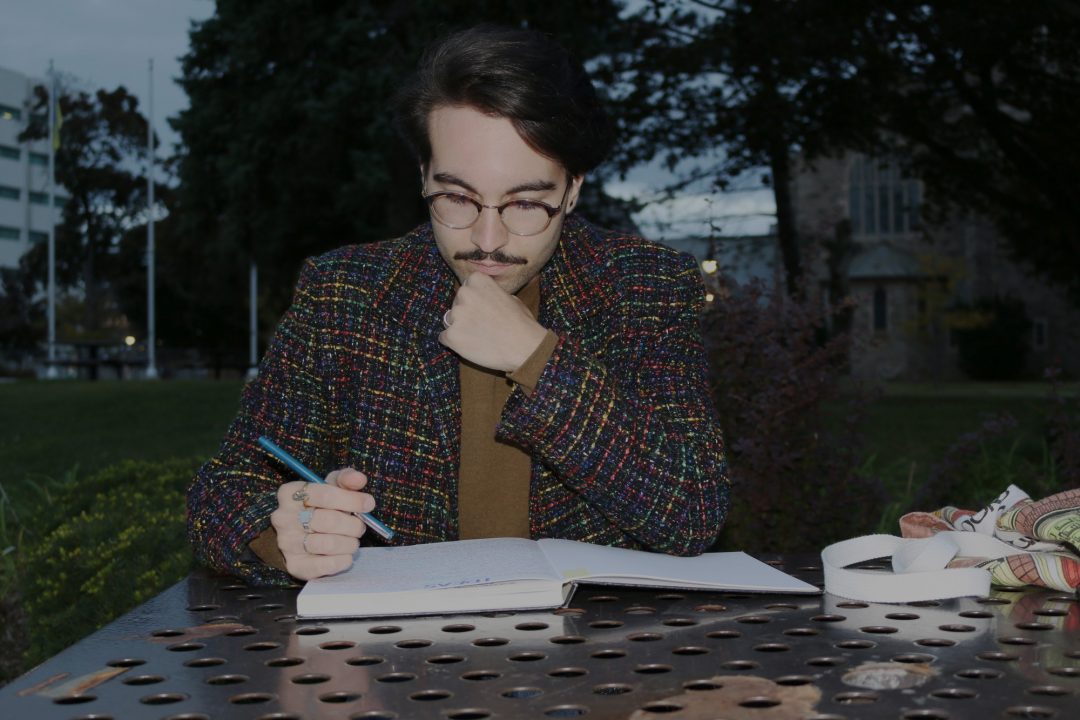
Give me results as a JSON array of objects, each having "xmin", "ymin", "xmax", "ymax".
[
  {"xmin": 953, "ymin": 296, "xmax": 1031, "ymax": 381},
  {"xmin": 705, "ymin": 275, "xmax": 885, "ymax": 552}
]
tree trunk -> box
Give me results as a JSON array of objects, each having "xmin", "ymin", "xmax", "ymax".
[{"xmin": 770, "ymin": 144, "xmax": 801, "ymax": 298}]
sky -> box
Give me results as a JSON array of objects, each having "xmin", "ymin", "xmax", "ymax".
[{"xmin": 0, "ymin": 0, "xmax": 775, "ymax": 239}]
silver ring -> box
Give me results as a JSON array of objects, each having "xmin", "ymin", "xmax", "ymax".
[
  {"xmin": 302, "ymin": 534, "xmax": 313, "ymax": 554},
  {"xmin": 298, "ymin": 508, "xmax": 314, "ymax": 533},
  {"xmin": 442, "ymin": 309, "xmax": 452, "ymax": 328}
]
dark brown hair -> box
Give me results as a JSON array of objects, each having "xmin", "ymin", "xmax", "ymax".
[{"xmin": 393, "ymin": 25, "xmax": 612, "ymax": 177}]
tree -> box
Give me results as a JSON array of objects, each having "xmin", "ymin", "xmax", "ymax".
[
  {"xmin": 18, "ymin": 84, "xmax": 161, "ymax": 339},
  {"xmin": 172, "ymin": 0, "xmax": 630, "ymax": 346}
]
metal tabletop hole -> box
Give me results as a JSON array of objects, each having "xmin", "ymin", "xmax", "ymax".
[
  {"xmin": 721, "ymin": 592, "xmax": 752, "ymax": 599},
  {"xmin": 226, "ymin": 626, "xmax": 257, "ymax": 636},
  {"xmin": 221, "ymin": 584, "xmax": 246, "ymax": 591},
  {"xmin": 958, "ymin": 610, "xmax": 993, "ymax": 619},
  {"xmin": 106, "ymin": 657, "xmax": 146, "ymax": 667},
  {"xmin": 243, "ymin": 641, "xmax": 281, "ymax": 652},
  {"xmin": 657, "ymin": 593, "xmax": 686, "ymax": 600},
  {"xmin": 1015, "ymin": 622, "xmax": 1054, "ymax": 631},
  {"xmin": 445, "ymin": 710, "xmax": 492, "ymax": 720},
  {"xmin": 909, "ymin": 600, "xmax": 942, "ymax": 607},
  {"xmin": 443, "ymin": 623, "xmax": 476, "ymax": 633},
  {"xmin": 736, "ymin": 615, "xmax": 772, "ymax": 624},
  {"xmin": 516, "ymin": 622, "xmax": 550, "ymax": 630},
  {"xmin": 999, "ymin": 636, "xmax": 1038, "ymax": 645},
  {"xmin": 765, "ymin": 603, "xmax": 799, "ymax": 610},
  {"xmin": 274, "ymin": 614, "xmax": 297, "ymax": 622},
  {"xmin": 319, "ymin": 640, "xmax": 356, "ymax": 650},
  {"xmin": 124, "ymin": 674, "xmax": 165, "ymax": 685},
  {"xmin": 542, "ymin": 705, "xmax": 589, "ymax": 717},
  {"xmin": 785, "ymin": 627, "xmax": 820, "ymax": 637},
  {"xmin": 367, "ymin": 625, "xmax": 402, "ymax": 634},
  {"xmin": 427, "ymin": 654, "xmax": 466, "ymax": 664},
  {"xmin": 266, "ymin": 656, "xmax": 305, "ymax": 667},
  {"xmin": 893, "ymin": 653, "xmax": 935, "ymax": 664},
  {"xmin": 256, "ymin": 603, "xmax": 285, "ymax": 612},
  {"xmin": 721, "ymin": 660, "xmax": 759, "ymax": 670},
  {"xmin": 1047, "ymin": 667, "xmax": 1080, "ymax": 677},
  {"xmin": 672, "ymin": 646, "xmax": 710, "ymax": 655},
  {"xmin": 625, "ymin": 605, "xmax": 657, "ymax": 615},
  {"xmin": 139, "ymin": 693, "xmax": 187, "ymax": 705},
  {"xmin": 902, "ymin": 711, "xmax": 951, "ymax": 719},
  {"xmin": 290, "ymin": 673, "xmax": 330, "ymax": 684},
  {"xmin": 1004, "ymin": 707, "xmax": 1058, "ymax": 718},
  {"xmin": 628, "ymin": 632, "xmax": 663, "ymax": 642},
  {"xmin": 588, "ymin": 620, "xmax": 624, "ymax": 629},
  {"xmin": 349, "ymin": 712, "xmax": 397, "ymax": 720},
  {"xmin": 975, "ymin": 597, "xmax": 1010, "ymax": 604},
  {"xmin": 256, "ymin": 714, "xmax": 300, "ymax": 720},
  {"xmin": 955, "ymin": 668, "xmax": 1003, "ymax": 679},
  {"xmin": 509, "ymin": 651, "xmax": 547, "ymax": 661},
  {"xmin": 931, "ymin": 688, "xmax": 977, "ymax": 700},
  {"xmin": 472, "ymin": 637, "xmax": 510, "ymax": 646},
  {"xmin": 807, "ymin": 656, "xmax": 847, "ymax": 667},
  {"xmin": 164, "ymin": 715, "xmax": 211, "ymax": 720},
  {"xmin": 187, "ymin": 604, "xmax": 221, "ymax": 612},
  {"xmin": 587, "ymin": 595, "xmax": 619, "ymax": 602},
  {"xmin": 684, "ymin": 679, "xmax": 724, "ymax": 690},
  {"xmin": 837, "ymin": 602, "xmax": 869, "ymax": 609},
  {"xmin": 812, "ymin": 614, "xmax": 846, "ymax": 622},
  {"xmin": 1033, "ymin": 608, "xmax": 1069, "ymax": 617},
  {"xmin": 693, "ymin": 603, "xmax": 727, "ymax": 612},
  {"xmin": 706, "ymin": 629, "xmax": 741, "ymax": 639},
  {"xmin": 1027, "ymin": 686, "xmax": 1071, "ymax": 696},
  {"xmin": 590, "ymin": 649, "xmax": 627, "ymax": 659},
  {"xmin": 53, "ymin": 695, "xmax": 97, "ymax": 705},
  {"xmin": 640, "ymin": 701, "xmax": 684, "ymax": 713},
  {"xmin": 740, "ymin": 696, "xmax": 782, "ymax": 708},
  {"xmin": 755, "ymin": 643, "xmax": 792, "ymax": 652},
  {"xmin": 295, "ymin": 625, "xmax": 329, "ymax": 635},
  {"xmin": 547, "ymin": 667, "xmax": 588, "ymax": 678},
  {"xmin": 860, "ymin": 626, "xmax": 899, "ymax": 634},
  {"xmin": 153, "ymin": 629, "xmax": 186, "ymax": 637},
  {"xmin": 634, "ymin": 663, "xmax": 674, "ymax": 674},
  {"xmin": 1045, "ymin": 595, "xmax": 1077, "ymax": 603},
  {"xmin": 230, "ymin": 692, "xmax": 275, "ymax": 705},
  {"xmin": 916, "ymin": 638, "xmax": 956, "ymax": 647},
  {"xmin": 553, "ymin": 607, "xmax": 586, "ymax": 616},
  {"xmin": 836, "ymin": 640, "xmax": 875, "ymax": 650},
  {"xmin": 662, "ymin": 617, "xmax": 698, "ymax": 626},
  {"xmin": 550, "ymin": 635, "xmax": 586, "ymax": 645},
  {"xmin": 834, "ymin": 691, "xmax": 879, "ymax": 704},
  {"xmin": 376, "ymin": 672, "xmax": 417, "ymax": 683},
  {"xmin": 167, "ymin": 642, "xmax": 206, "ymax": 652},
  {"xmin": 775, "ymin": 675, "xmax": 815, "ymax": 686},
  {"xmin": 886, "ymin": 613, "xmax": 921, "ymax": 620},
  {"xmin": 206, "ymin": 674, "xmax": 248, "ymax": 685},
  {"xmin": 501, "ymin": 687, "xmax": 544, "ymax": 699},
  {"xmin": 410, "ymin": 689, "xmax": 452, "ymax": 701},
  {"xmin": 593, "ymin": 683, "xmax": 633, "ymax": 695},
  {"xmin": 1067, "ymin": 650, "xmax": 1080, "ymax": 659},
  {"xmin": 461, "ymin": 670, "xmax": 502, "ymax": 681},
  {"xmin": 395, "ymin": 639, "xmax": 432, "ymax": 649},
  {"xmin": 185, "ymin": 657, "xmax": 227, "ymax": 668},
  {"xmin": 978, "ymin": 651, "xmax": 1019, "ymax": 662}
]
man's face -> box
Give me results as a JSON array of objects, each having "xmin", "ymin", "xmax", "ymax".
[{"xmin": 424, "ymin": 105, "xmax": 583, "ymax": 294}]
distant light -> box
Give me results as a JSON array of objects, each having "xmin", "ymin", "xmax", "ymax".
[
  {"xmin": 0, "ymin": 112, "xmax": 13, "ymax": 121},
  {"xmin": 704, "ymin": 293, "xmax": 715, "ymax": 303},
  {"xmin": 701, "ymin": 259, "xmax": 718, "ymax": 274},
  {"xmin": 124, "ymin": 335, "xmax": 136, "ymax": 347}
]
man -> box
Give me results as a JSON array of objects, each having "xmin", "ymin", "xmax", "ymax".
[{"xmin": 187, "ymin": 25, "xmax": 730, "ymax": 586}]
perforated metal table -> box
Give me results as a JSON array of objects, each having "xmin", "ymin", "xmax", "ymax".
[{"xmin": 2, "ymin": 558, "xmax": 1078, "ymax": 719}]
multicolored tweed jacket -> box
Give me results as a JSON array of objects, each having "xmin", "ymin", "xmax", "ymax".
[{"xmin": 187, "ymin": 215, "xmax": 730, "ymax": 585}]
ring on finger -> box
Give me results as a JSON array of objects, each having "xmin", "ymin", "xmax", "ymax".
[
  {"xmin": 298, "ymin": 508, "xmax": 314, "ymax": 533},
  {"xmin": 292, "ymin": 482, "xmax": 311, "ymax": 506},
  {"xmin": 442, "ymin": 309, "xmax": 452, "ymax": 328},
  {"xmin": 302, "ymin": 534, "xmax": 314, "ymax": 554}
]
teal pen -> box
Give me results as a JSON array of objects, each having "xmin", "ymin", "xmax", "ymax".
[{"xmin": 257, "ymin": 436, "xmax": 395, "ymax": 541}]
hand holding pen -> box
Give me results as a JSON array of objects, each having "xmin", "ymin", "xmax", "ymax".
[{"xmin": 259, "ymin": 436, "xmax": 394, "ymax": 581}]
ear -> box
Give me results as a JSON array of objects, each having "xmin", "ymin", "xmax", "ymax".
[{"xmin": 567, "ymin": 175, "xmax": 585, "ymax": 213}]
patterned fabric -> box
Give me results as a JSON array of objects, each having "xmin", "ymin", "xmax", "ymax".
[{"xmin": 187, "ymin": 215, "xmax": 731, "ymax": 585}]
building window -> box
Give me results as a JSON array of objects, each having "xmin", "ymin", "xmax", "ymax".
[
  {"xmin": 0, "ymin": 185, "xmax": 20, "ymax": 201},
  {"xmin": 1032, "ymin": 318, "xmax": 1048, "ymax": 351},
  {"xmin": 0, "ymin": 225, "xmax": 20, "ymax": 241},
  {"xmin": 0, "ymin": 104, "xmax": 22, "ymax": 122},
  {"xmin": 29, "ymin": 191, "xmax": 48, "ymax": 205},
  {"xmin": 849, "ymin": 155, "xmax": 921, "ymax": 236},
  {"xmin": 0, "ymin": 144, "xmax": 19, "ymax": 160},
  {"xmin": 873, "ymin": 286, "xmax": 888, "ymax": 332},
  {"xmin": 55, "ymin": 195, "xmax": 68, "ymax": 208},
  {"xmin": 30, "ymin": 230, "xmax": 48, "ymax": 244},
  {"xmin": 29, "ymin": 152, "xmax": 47, "ymax": 166}
]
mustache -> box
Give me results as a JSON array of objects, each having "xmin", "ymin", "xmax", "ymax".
[{"xmin": 453, "ymin": 249, "xmax": 527, "ymax": 265}]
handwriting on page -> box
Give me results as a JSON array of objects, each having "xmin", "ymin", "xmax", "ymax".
[{"xmin": 423, "ymin": 577, "xmax": 493, "ymax": 589}]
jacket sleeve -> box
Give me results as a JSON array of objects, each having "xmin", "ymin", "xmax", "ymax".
[
  {"xmin": 186, "ymin": 259, "xmax": 333, "ymax": 586},
  {"xmin": 497, "ymin": 253, "xmax": 729, "ymax": 557}
]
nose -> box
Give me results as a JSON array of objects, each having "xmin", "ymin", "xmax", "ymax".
[{"xmin": 470, "ymin": 205, "xmax": 509, "ymax": 254}]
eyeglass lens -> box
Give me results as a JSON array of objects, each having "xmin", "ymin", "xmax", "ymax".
[{"xmin": 430, "ymin": 195, "xmax": 554, "ymax": 236}]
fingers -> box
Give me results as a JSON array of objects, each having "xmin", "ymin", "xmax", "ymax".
[{"xmin": 285, "ymin": 552, "xmax": 353, "ymax": 582}]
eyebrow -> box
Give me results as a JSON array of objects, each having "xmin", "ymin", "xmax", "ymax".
[{"xmin": 431, "ymin": 171, "xmax": 558, "ymax": 196}]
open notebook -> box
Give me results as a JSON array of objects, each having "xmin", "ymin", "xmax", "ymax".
[{"xmin": 297, "ymin": 538, "xmax": 819, "ymax": 619}]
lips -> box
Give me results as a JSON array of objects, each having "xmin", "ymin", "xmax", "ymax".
[{"xmin": 467, "ymin": 260, "xmax": 514, "ymax": 276}]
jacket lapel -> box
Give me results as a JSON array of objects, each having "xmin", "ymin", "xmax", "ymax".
[{"xmin": 539, "ymin": 216, "xmax": 618, "ymax": 340}]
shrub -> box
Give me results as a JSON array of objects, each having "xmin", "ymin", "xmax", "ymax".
[
  {"xmin": 705, "ymin": 276, "xmax": 886, "ymax": 553},
  {"xmin": 952, "ymin": 296, "xmax": 1031, "ymax": 381},
  {"xmin": 19, "ymin": 458, "xmax": 198, "ymax": 666}
]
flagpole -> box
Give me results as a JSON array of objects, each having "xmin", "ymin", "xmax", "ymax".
[
  {"xmin": 45, "ymin": 61, "xmax": 57, "ymax": 379},
  {"xmin": 145, "ymin": 58, "xmax": 158, "ymax": 379},
  {"xmin": 247, "ymin": 260, "xmax": 258, "ymax": 380}
]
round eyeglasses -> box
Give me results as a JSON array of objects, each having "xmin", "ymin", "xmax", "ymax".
[{"xmin": 422, "ymin": 184, "xmax": 570, "ymax": 237}]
